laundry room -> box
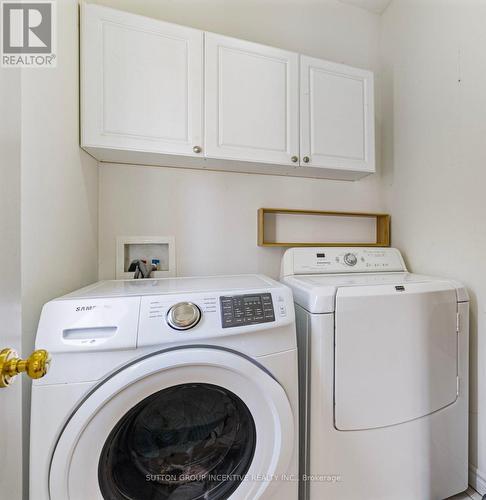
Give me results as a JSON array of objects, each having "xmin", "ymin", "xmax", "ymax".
[{"xmin": 0, "ymin": 0, "xmax": 485, "ymax": 499}]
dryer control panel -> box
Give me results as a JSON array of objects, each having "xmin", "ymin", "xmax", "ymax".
[
  {"xmin": 220, "ymin": 293, "xmax": 275, "ymax": 328},
  {"xmin": 281, "ymin": 247, "xmax": 407, "ymax": 276}
]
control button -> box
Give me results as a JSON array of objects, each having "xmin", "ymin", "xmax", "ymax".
[
  {"xmin": 167, "ymin": 302, "xmax": 201, "ymax": 330},
  {"xmin": 344, "ymin": 253, "xmax": 358, "ymax": 266},
  {"xmin": 279, "ymin": 304, "xmax": 287, "ymax": 317}
]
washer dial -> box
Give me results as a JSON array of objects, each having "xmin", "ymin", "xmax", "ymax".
[
  {"xmin": 167, "ymin": 302, "xmax": 201, "ymax": 330},
  {"xmin": 343, "ymin": 253, "xmax": 358, "ymax": 266}
]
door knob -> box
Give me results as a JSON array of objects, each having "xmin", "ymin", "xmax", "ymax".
[
  {"xmin": 0, "ymin": 348, "xmax": 51, "ymax": 388},
  {"xmin": 291, "ymin": 156, "xmax": 298, "ymax": 163},
  {"xmin": 303, "ymin": 156, "xmax": 310, "ymax": 163},
  {"xmin": 193, "ymin": 145, "xmax": 202, "ymax": 154}
]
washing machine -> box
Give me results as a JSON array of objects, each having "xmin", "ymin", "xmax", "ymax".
[
  {"xmin": 280, "ymin": 247, "xmax": 469, "ymax": 500},
  {"xmin": 30, "ymin": 275, "xmax": 298, "ymax": 500}
]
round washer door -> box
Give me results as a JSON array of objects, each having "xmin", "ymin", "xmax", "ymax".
[{"xmin": 49, "ymin": 347, "xmax": 295, "ymax": 500}]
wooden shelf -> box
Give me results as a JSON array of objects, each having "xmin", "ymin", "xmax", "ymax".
[{"xmin": 257, "ymin": 208, "xmax": 390, "ymax": 247}]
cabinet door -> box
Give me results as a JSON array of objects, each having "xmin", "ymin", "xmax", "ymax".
[
  {"xmin": 81, "ymin": 4, "xmax": 203, "ymax": 156},
  {"xmin": 300, "ymin": 56, "xmax": 375, "ymax": 172},
  {"xmin": 205, "ymin": 33, "xmax": 299, "ymax": 165}
]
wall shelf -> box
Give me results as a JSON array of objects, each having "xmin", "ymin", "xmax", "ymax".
[{"xmin": 257, "ymin": 208, "xmax": 390, "ymax": 247}]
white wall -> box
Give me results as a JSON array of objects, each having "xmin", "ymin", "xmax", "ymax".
[
  {"xmin": 96, "ymin": 0, "xmax": 384, "ymax": 280},
  {"xmin": 20, "ymin": 0, "xmax": 99, "ymax": 495},
  {"xmin": 381, "ymin": 0, "xmax": 486, "ymax": 492},
  {"xmin": 0, "ymin": 67, "xmax": 22, "ymax": 499},
  {"xmin": 21, "ymin": 0, "xmax": 99, "ymax": 347}
]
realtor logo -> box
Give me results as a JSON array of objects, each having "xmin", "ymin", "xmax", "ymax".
[{"xmin": 1, "ymin": 1, "xmax": 56, "ymax": 67}]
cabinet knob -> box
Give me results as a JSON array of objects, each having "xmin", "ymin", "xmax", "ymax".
[
  {"xmin": 303, "ymin": 156, "xmax": 310, "ymax": 163},
  {"xmin": 291, "ymin": 156, "xmax": 298, "ymax": 163},
  {"xmin": 193, "ymin": 146, "xmax": 202, "ymax": 154}
]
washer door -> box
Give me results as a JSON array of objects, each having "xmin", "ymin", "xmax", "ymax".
[{"xmin": 49, "ymin": 347, "xmax": 295, "ymax": 500}]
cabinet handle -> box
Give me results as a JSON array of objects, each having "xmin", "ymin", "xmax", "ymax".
[
  {"xmin": 303, "ymin": 156, "xmax": 310, "ymax": 163},
  {"xmin": 193, "ymin": 146, "xmax": 202, "ymax": 154},
  {"xmin": 291, "ymin": 156, "xmax": 298, "ymax": 163}
]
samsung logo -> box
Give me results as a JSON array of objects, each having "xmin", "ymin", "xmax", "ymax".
[{"xmin": 75, "ymin": 305, "xmax": 96, "ymax": 312}]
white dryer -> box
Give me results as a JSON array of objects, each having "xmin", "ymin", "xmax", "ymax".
[
  {"xmin": 281, "ymin": 247, "xmax": 469, "ymax": 500},
  {"xmin": 30, "ymin": 275, "xmax": 298, "ymax": 500}
]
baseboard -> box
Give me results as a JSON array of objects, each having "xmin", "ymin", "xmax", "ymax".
[{"xmin": 469, "ymin": 464, "xmax": 486, "ymax": 496}]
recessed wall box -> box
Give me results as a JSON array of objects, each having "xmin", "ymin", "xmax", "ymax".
[{"xmin": 116, "ymin": 236, "xmax": 176, "ymax": 279}]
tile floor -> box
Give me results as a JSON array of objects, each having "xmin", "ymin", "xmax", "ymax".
[{"xmin": 448, "ymin": 487, "xmax": 483, "ymax": 500}]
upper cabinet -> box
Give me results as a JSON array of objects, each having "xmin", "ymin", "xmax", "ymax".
[
  {"xmin": 81, "ymin": 4, "xmax": 203, "ymax": 157},
  {"xmin": 205, "ymin": 33, "xmax": 299, "ymax": 166},
  {"xmin": 80, "ymin": 4, "xmax": 375, "ymax": 181},
  {"xmin": 300, "ymin": 56, "xmax": 375, "ymax": 173}
]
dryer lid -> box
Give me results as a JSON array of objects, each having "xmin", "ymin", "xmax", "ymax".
[
  {"xmin": 282, "ymin": 272, "xmax": 464, "ymax": 313},
  {"xmin": 280, "ymin": 247, "xmax": 468, "ymax": 312}
]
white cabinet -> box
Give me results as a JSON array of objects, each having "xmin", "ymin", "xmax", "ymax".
[
  {"xmin": 81, "ymin": 4, "xmax": 203, "ymax": 157},
  {"xmin": 205, "ymin": 33, "xmax": 299, "ymax": 166},
  {"xmin": 80, "ymin": 4, "xmax": 375, "ymax": 180},
  {"xmin": 300, "ymin": 56, "xmax": 375, "ymax": 173}
]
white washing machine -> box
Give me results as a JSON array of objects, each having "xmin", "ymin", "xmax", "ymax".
[
  {"xmin": 281, "ymin": 247, "xmax": 469, "ymax": 500},
  {"xmin": 30, "ymin": 275, "xmax": 298, "ymax": 500}
]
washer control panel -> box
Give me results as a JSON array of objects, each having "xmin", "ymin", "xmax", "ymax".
[{"xmin": 220, "ymin": 293, "xmax": 275, "ymax": 328}]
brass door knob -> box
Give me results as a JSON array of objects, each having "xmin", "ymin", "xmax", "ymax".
[
  {"xmin": 0, "ymin": 348, "xmax": 51, "ymax": 388},
  {"xmin": 303, "ymin": 156, "xmax": 310, "ymax": 163},
  {"xmin": 193, "ymin": 145, "xmax": 202, "ymax": 154},
  {"xmin": 291, "ymin": 156, "xmax": 298, "ymax": 163}
]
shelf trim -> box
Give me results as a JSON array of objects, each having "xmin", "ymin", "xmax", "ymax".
[{"xmin": 257, "ymin": 208, "xmax": 390, "ymax": 247}]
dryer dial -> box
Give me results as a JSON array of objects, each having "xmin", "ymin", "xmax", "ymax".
[
  {"xmin": 167, "ymin": 302, "xmax": 201, "ymax": 330},
  {"xmin": 344, "ymin": 253, "xmax": 358, "ymax": 266}
]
